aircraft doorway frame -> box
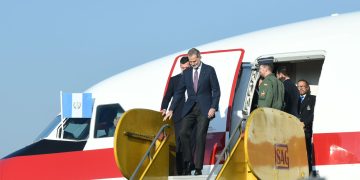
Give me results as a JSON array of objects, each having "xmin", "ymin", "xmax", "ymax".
[
  {"xmin": 163, "ymin": 48, "xmax": 245, "ymax": 166},
  {"xmin": 163, "ymin": 48, "xmax": 245, "ymax": 132}
]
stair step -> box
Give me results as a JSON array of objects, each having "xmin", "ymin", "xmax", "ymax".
[{"xmin": 169, "ymin": 175, "xmax": 214, "ymax": 180}]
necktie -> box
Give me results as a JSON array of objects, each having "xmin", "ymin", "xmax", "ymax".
[
  {"xmin": 300, "ymin": 95, "xmax": 305, "ymax": 103},
  {"xmin": 193, "ymin": 68, "xmax": 198, "ymax": 93}
]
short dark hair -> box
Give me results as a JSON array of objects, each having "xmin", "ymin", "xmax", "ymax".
[
  {"xmin": 180, "ymin": 56, "xmax": 189, "ymax": 64},
  {"xmin": 298, "ymin": 79, "xmax": 309, "ymax": 87},
  {"xmin": 276, "ymin": 66, "xmax": 289, "ymax": 76},
  {"xmin": 267, "ymin": 64, "xmax": 274, "ymax": 71},
  {"xmin": 261, "ymin": 64, "xmax": 274, "ymax": 72},
  {"xmin": 188, "ymin": 48, "xmax": 201, "ymax": 58},
  {"xmin": 298, "ymin": 79, "xmax": 311, "ymax": 93}
]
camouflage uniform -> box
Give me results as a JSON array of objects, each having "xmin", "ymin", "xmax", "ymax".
[{"xmin": 258, "ymin": 74, "xmax": 284, "ymax": 110}]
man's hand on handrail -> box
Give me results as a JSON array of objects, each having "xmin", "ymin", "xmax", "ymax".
[{"xmin": 163, "ymin": 110, "xmax": 173, "ymax": 121}]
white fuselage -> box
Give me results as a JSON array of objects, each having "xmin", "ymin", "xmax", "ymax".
[
  {"xmin": 85, "ymin": 12, "xmax": 360, "ymax": 179},
  {"xmin": 3, "ymin": 12, "xmax": 359, "ymax": 180}
]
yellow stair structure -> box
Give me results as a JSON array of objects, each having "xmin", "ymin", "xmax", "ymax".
[
  {"xmin": 113, "ymin": 108, "xmax": 309, "ymax": 180},
  {"xmin": 214, "ymin": 108, "xmax": 309, "ymax": 180},
  {"xmin": 113, "ymin": 109, "xmax": 176, "ymax": 180}
]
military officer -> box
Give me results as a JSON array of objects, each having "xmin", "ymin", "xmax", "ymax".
[{"xmin": 257, "ymin": 59, "xmax": 284, "ymax": 110}]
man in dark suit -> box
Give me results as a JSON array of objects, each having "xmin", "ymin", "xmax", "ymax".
[
  {"xmin": 276, "ymin": 66, "xmax": 299, "ymax": 116},
  {"xmin": 297, "ymin": 79, "xmax": 316, "ymax": 174},
  {"xmin": 161, "ymin": 56, "xmax": 190, "ymax": 175},
  {"xmin": 164, "ymin": 48, "xmax": 220, "ymax": 176}
]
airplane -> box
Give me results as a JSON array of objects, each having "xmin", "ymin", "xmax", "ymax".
[{"xmin": 1, "ymin": 11, "xmax": 360, "ymax": 180}]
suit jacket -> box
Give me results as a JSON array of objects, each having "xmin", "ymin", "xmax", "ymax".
[
  {"xmin": 161, "ymin": 74, "xmax": 184, "ymax": 123},
  {"xmin": 283, "ymin": 79, "xmax": 299, "ymax": 116},
  {"xmin": 298, "ymin": 94, "xmax": 316, "ymax": 134},
  {"xmin": 170, "ymin": 63, "xmax": 221, "ymax": 118}
]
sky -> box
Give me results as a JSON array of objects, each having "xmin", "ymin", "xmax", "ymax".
[{"xmin": 1, "ymin": 0, "xmax": 359, "ymax": 158}]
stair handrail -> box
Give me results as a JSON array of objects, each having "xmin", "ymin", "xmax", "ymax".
[
  {"xmin": 130, "ymin": 123, "xmax": 170, "ymax": 180},
  {"xmin": 207, "ymin": 119, "xmax": 244, "ymax": 180}
]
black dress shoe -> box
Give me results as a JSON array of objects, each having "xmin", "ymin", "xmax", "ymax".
[
  {"xmin": 177, "ymin": 170, "xmax": 183, "ymax": 176},
  {"xmin": 182, "ymin": 169, "xmax": 191, "ymax": 175},
  {"xmin": 194, "ymin": 169, "xmax": 202, "ymax": 175}
]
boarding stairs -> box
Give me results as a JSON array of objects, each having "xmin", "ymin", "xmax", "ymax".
[{"xmin": 114, "ymin": 108, "xmax": 309, "ymax": 180}]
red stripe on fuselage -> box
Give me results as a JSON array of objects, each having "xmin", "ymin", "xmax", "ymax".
[
  {"xmin": 313, "ymin": 132, "xmax": 360, "ymax": 166},
  {"xmin": 0, "ymin": 132, "xmax": 226, "ymax": 179},
  {"xmin": 0, "ymin": 148, "xmax": 122, "ymax": 180}
]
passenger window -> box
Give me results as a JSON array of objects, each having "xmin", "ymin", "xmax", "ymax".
[
  {"xmin": 62, "ymin": 118, "xmax": 90, "ymax": 140},
  {"xmin": 94, "ymin": 104, "xmax": 124, "ymax": 138}
]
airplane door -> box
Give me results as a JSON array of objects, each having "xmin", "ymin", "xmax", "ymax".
[{"xmin": 163, "ymin": 49, "xmax": 245, "ymax": 167}]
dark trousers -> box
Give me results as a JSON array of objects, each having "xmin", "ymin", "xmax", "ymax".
[
  {"xmin": 174, "ymin": 120, "xmax": 196, "ymax": 174},
  {"xmin": 180, "ymin": 103, "xmax": 209, "ymax": 169},
  {"xmin": 174, "ymin": 120, "xmax": 183, "ymax": 174},
  {"xmin": 305, "ymin": 131, "xmax": 313, "ymax": 173}
]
